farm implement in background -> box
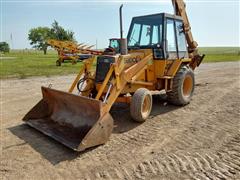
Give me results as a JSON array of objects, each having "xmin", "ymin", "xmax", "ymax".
[{"xmin": 47, "ymin": 39, "xmax": 103, "ymax": 66}]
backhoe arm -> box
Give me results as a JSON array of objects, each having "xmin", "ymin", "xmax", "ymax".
[
  {"xmin": 172, "ymin": 0, "xmax": 198, "ymax": 52},
  {"xmin": 172, "ymin": 0, "xmax": 204, "ymax": 68}
]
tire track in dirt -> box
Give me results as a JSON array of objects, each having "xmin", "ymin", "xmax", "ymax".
[
  {"xmin": 76, "ymin": 74, "xmax": 240, "ymax": 179},
  {"xmin": 2, "ymin": 62, "xmax": 240, "ymax": 180},
  {"xmin": 128, "ymin": 88, "xmax": 240, "ymax": 180},
  {"xmin": 130, "ymin": 134, "xmax": 240, "ymax": 180}
]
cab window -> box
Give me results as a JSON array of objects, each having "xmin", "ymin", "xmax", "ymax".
[
  {"xmin": 128, "ymin": 23, "xmax": 141, "ymax": 46},
  {"xmin": 152, "ymin": 25, "xmax": 159, "ymax": 44},
  {"xmin": 166, "ymin": 18, "xmax": 177, "ymax": 59},
  {"xmin": 127, "ymin": 15, "xmax": 163, "ymax": 48},
  {"xmin": 175, "ymin": 20, "xmax": 188, "ymax": 58},
  {"xmin": 140, "ymin": 25, "xmax": 151, "ymax": 45}
]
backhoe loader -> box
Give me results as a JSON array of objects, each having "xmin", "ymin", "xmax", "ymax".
[{"xmin": 23, "ymin": 0, "xmax": 204, "ymax": 151}]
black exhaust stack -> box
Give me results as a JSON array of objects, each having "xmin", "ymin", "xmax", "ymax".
[
  {"xmin": 119, "ymin": 4, "xmax": 128, "ymax": 55},
  {"xmin": 119, "ymin": 4, "xmax": 123, "ymax": 39}
]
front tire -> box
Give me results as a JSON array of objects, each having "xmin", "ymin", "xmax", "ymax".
[
  {"xmin": 130, "ymin": 88, "xmax": 152, "ymax": 122},
  {"xmin": 56, "ymin": 60, "xmax": 61, "ymax": 66},
  {"xmin": 167, "ymin": 66, "xmax": 195, "ymax": 105}
]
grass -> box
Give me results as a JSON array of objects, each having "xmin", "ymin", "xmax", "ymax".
[
  {"xmin": 0, "ymin": 47, "xmax": 239, "ymax": 79},
  {"xmin": 199, "ymin": 47, "xmax": 240, "ymax": 63},
  {"xmin": 0, "ymin": 50, "xmax": 83, "ymax": 79}
]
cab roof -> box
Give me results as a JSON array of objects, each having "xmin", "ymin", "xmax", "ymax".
[{"xmin": 132, "ymin": 13, "xmax": 183, "ymax": 21}]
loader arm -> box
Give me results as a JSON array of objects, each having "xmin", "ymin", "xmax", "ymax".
[
  {"xmin": 172, "ymin": 0, "xmax": 204, "ymax": 69},
  {"xmin": 97, "ymin": 54, "xmax": 152, "ymax": 113}
]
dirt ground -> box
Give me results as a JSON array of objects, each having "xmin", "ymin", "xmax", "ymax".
[{"xmin": 1, "ymin": 61, "xmax": 240, "ymax": 180}]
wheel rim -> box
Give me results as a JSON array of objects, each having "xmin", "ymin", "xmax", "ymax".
[
  {"xmin": 183, "ymin": 75, "xmax": 193, "ymax": 97},
  {"xmin": 142, "ymin": 94, "xmax": 151, "ymax": 118}
]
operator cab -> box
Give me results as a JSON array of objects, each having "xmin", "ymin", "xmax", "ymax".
[
  {"xmin": 103, "ymin": 38, "xmax": 121, "ymax": 55},
  {"xmin": 109, "ymin": 38, "xmax": 121, "ymax": 53},
  {"xmin": 127, "ymin": 13, "xmax": 188, "ymax": 59}
]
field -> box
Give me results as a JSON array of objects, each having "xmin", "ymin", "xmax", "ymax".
[
  {"xmin": 1, "ymin": 61, "xmax": 240, "ymax": 179},
  {"xmin": 0, "ymin": 50, "xmax": 82, "ymax": 79},
  {"xmin": 0, "ymin": 47, "xmax": 239, "ymax": 79},
  {"xmin": 199, "ymin": 47, "xmax": 240, "ymax": 62}
]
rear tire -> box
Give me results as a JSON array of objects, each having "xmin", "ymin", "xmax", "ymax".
[
  {"xmin": 167, "ymin": 66, "xmax": 195, "ymax": 105},
  {"xmin": 130, "ymin": 88, "xmax": 152, "ymax": 122},
  {"xmin": 72, "ymin": 60, "xmax": 77, "ymax": 65}
]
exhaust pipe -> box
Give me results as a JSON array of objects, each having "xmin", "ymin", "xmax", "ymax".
[
  {"xmin": 119, "ymin": 4, "xmax": 128, "ymax": 55},
  {"xmin": 119, "ymin": 4, "xmax": 123, "ymax": 39}
]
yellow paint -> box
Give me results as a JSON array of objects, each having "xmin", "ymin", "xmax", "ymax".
[
  {"xmin": 68, "ymin": 47, "xmax": 193, "ymax": 115},
  {"xmin": 166, "ymin": 59, "xmax": 182, "ymax": 76}
]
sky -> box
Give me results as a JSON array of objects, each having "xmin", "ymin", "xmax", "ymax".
[{"xmin": 1, "ymin": 0, "xmax": 240, "ymax": 49}]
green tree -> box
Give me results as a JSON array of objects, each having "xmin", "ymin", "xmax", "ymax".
[
  {"xmin": 50, "ymin": 20, "xmax": 75, "ymax": 41},
  {"xmin": 28, "ymin": 27, "xmax": 51, "ymax": 54},
  {"xmin": 28, "ymin": 21, "xmax": 75, "ymax": 54},
  {"xmin": 0, "ymin": 42, "xmax": 10, "ymax": 53}
]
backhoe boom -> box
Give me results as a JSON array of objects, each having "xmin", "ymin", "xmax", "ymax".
[{"xmin": 172, "ymin": 0, "xmax": 204, "ymax": 68}]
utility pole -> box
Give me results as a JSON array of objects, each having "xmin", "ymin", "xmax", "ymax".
[
  {"xmin": 95, "ymin": 39, "xmax": 98, "ymax": 50},
  {"xmin": 10, "ymin": 33, "xmax": 13, "ymax": 49}
]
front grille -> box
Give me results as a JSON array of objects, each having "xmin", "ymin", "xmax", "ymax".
[{"xmin": 95, "ymin": 56, "xmax": 115, "ymax": 83}]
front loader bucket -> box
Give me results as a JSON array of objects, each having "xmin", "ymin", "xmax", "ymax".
[{"xmin": 23, "ymin": 87, "xmax": 113, "ymax": 151}]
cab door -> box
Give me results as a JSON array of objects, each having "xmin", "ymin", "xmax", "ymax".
[
  {"xmin": 175, "ymin": 20, "xmax": 188, "ymax": 59},
  {"xmin": 166, "ymin": 18, "xmax": 188, "ymax": 59},
  {"xmin": 166, "ymin": 18, "xmax": 178, "ymax": 59}
]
